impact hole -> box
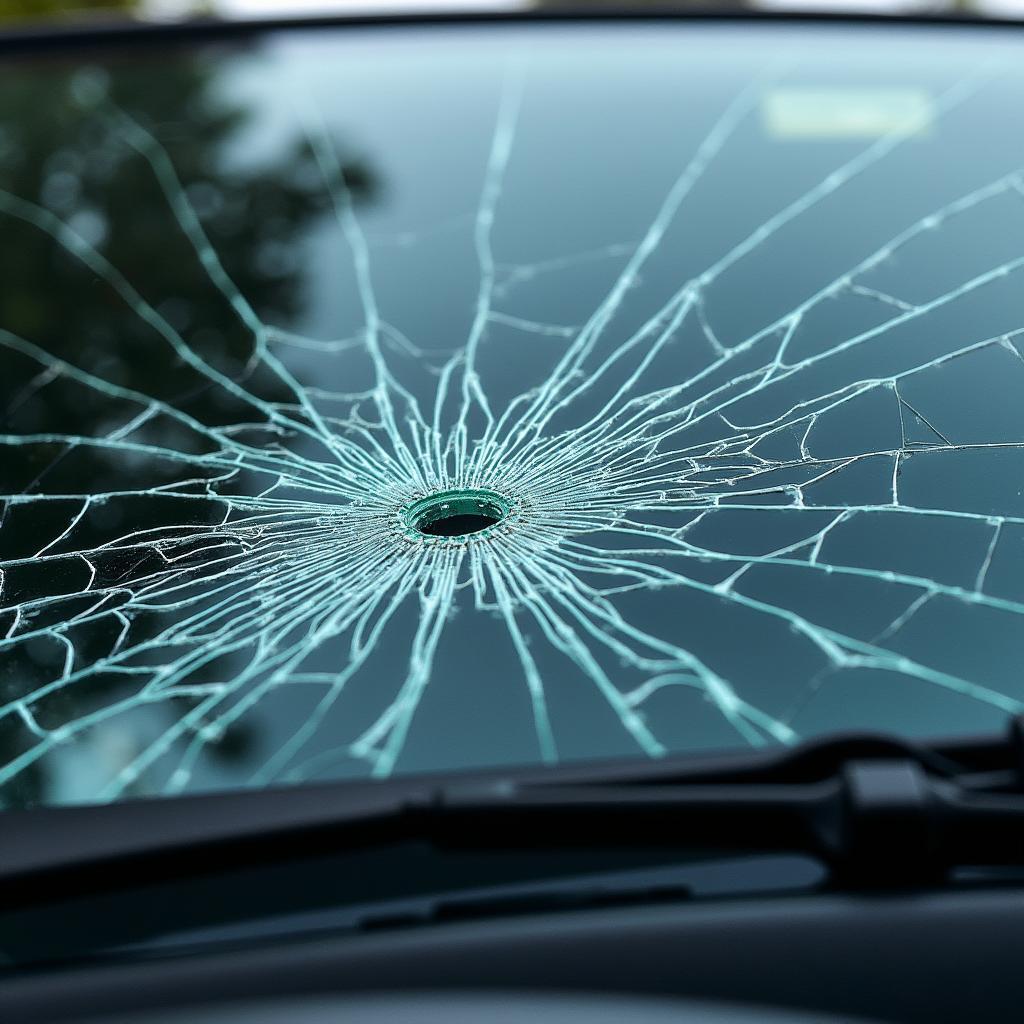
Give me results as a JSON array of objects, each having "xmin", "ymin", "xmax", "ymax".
[
  {"xmin": 420, "ymin": 511, "xmax": 499, "ymax": 537},
  {"xmin": 403, "ymin": 489, "xmax": 512, "ymax": 540}
]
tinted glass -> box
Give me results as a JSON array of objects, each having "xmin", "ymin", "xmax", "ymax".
[{"xmin": 3, "ymin": 20, "xmax": 1024, "ymax": 809}]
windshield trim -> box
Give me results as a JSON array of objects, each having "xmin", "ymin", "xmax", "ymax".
[{"xmin": 2, "ymin": 7, "xmax": 1024, "ymax": 56}]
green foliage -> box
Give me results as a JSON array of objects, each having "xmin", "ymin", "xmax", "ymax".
[{"xmin": 0, "ymin": 0, "xmax": 137, "ymax": 22}]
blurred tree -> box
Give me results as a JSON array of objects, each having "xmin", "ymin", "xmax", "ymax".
[
  {"xmin": 0, "ymin": 0, "xmax": 137, "ymax": 21},
  {"xmin": 0, "ymin": 48, "xmax": 377, "ymax": 806}
]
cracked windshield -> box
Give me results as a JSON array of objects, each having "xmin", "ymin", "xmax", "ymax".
[{"xmin": 3, "ymin": 17, "xmax": 1024, "ymax": 810}]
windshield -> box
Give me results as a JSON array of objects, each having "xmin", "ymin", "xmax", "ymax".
[{"xmin": 2, "ymin": 18, "xmax": 1024, "ymax": 811}]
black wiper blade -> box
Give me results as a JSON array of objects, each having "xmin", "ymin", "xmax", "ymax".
[
  {"xmin": 5, "ymin": 717, "xmax": 1024, "ymax": 901},
  {"xmin": 442, "ymin": 716, "xmax": 1024, "ymax": 886}
]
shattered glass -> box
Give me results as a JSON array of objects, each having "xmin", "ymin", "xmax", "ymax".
[{"xmin": 3, "ymin": 22, "xmax": 1024, "ymax": 808}]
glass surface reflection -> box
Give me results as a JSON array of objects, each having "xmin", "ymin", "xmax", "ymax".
[{"xmin": 3, "ymin": 22, "xmax": 1024, "ymax": 808}]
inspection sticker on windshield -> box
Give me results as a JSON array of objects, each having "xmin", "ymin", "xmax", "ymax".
[{"xmin": 762, "ymin": 88, "xmax": 934, "ymax": 138}]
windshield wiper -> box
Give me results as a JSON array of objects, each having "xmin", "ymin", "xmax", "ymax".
[{"xmin": 6, "ymin": 716, "xmax": 1024, "ymax": 901}]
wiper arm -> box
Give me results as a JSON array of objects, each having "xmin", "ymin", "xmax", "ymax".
[
  {"xmin": 446, "ymin": 753, "xmax": 1022, "ymax": 888},
  {"xmin": 6, "ymin": 717, "xmax": 1024, "ymax": 901}
]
